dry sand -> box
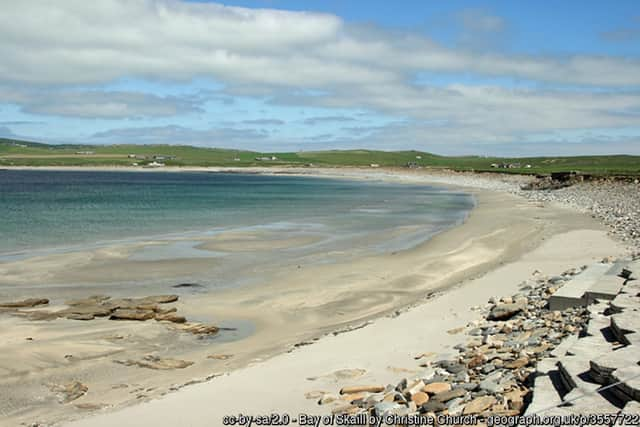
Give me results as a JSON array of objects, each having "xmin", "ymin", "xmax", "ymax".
[{"xmin": 0, "ymin": 167, "xmax": 627, "ymax": 427}]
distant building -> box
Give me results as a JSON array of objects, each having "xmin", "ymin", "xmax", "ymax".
[
  {"xmin": 76, "ymin": 151, "xmax": 94, "ymax": 155},
  {"xmin": 255, "ymin": 156, "xmax": 278, "ymax": 161},
  {"xmin": 415, "ymin": 155, "xmax": 422, "ymax": 159},
  {"xmin": 370, "ymin": 163, "xmax": 380, "ymax": 168},
  {"xmin": 152, "ymin": 155, "xmax": 176, "ymax": 161}
]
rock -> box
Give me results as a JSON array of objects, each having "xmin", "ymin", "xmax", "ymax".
[
  {"xmin": 419, "ymin": 400, "xmax": 446, "ymax": 413},
  {"xmin": 65, "ymin": 295, "xmax": 110, "ymax": 306},
  {"xmin": 340, "ymin": 385, "xmax": 385, "ymax": 394},
  {"xmin": 173, "ymin": 322, "xmax": 219, "ymax": 335},
  {"xmin": 504, "ymin": 357, "xmax": 530, "ymax": 369},
  {"xmin": 403, "ymin": 379, "xmax": 425, "ymax": 396},
  {"xmin": 60, "ymin": 304, "xmax": 114, "ymax": 318},
  {"xmin": 207, "ymin": 354, "xmax": 233, "ymax": 360},
  {"xmin": 110, "ymin": 309, "xmax": 155, "ymax": 321},
  {"xmin": 422, "ymin": 382, "xmax": 451, "ymax": 395},
  {"xmin": 114, "ymin": 355, "xmax": 193, "ymax": 370},
  {"xmin": 463, "ymin": 396, "xmax": 497, "ymax": 415},
  {"xmin": 374, "ymin": 402, "xmax": 401, "ymax": 416},
  {"xmin": 467, "ymin": 353, "xmax": 487, "ymax": 369},
  {"xmin": 431, "ymin": 388, "xmax": 466, "ymax": 403},
  {"xmin": 438, "ymin": 360, "xmax": 465, "ymax": 374},
  {"xmin": 65, "ymin": 313, "xmax": 95, "ymax": 321},
  {"xmin": 137, "ymin": 295, "xmax": 179, "ymax": 304},
  {"xmin": 155, "ymin": 312, "xmax": 186, "ymax": 323},
  {"xmin": 0, "ymin": 298, "xmax": 49, "ymax": 308},
  {"xmin": 488, "ymin": 302, "xmax": 525, "ymax": 321},
  {"xmin": 411, "ymin": 392, "xmax": 429, "ymax": 406},
  {"xmin": 47, "ymin": 381, "xmax": 88, "ymax": 403},
  {"xmin": 74, "ymin": 403, "xmax": 107, "ymax": 411}
]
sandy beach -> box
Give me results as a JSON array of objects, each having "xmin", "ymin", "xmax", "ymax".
[{"xmin": 0, "ymin": 167, "xmax": 630, "ymax": 427}]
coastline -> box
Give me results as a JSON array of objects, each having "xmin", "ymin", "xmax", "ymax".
[{"xmin": 0, "ymin": 167, "xmax": 628, "ymax": 426}]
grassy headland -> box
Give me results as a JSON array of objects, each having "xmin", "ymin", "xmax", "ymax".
[{"xmin": 1, "ymin": 138, "xmax": 639, "ymax": 176}]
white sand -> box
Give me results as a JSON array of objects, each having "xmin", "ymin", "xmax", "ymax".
[{"xmin": 65, "ymin": 228, "xmax": 623, "ymax": 427}]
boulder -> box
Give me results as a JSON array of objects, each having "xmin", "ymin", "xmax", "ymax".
[{"xmin": 488, "ymin": 302, "xmax": 525, "ymax": 321}]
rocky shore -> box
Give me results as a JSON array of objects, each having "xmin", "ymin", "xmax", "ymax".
[{"xmin": 320, "ymin": 256, "xmax": 640, "ymax": 423}]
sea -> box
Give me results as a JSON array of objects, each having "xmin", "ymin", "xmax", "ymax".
[{"xmin": 0, "ymin": 170, "xmax": 475, "ymax": 286}]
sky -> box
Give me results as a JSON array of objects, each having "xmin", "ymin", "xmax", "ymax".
[{"xmin": 1, "ymin": 0, "xmax": 639, "ymax": 156}]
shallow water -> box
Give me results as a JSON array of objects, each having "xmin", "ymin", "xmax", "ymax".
[{"xmin": 0, "ymin": 170, "xmax": 475, "ymax": 291}]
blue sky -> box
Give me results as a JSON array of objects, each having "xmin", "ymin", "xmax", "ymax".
[{"xmin": 0, "ymin": 1, "xmax": 639, "ymax": 155}]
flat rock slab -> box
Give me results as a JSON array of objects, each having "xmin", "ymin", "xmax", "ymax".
[
  {"xmin": 0, "ymin": 298, "xmax": 49, "ymax": 308},
  {"xmin": 114, "ymin": 355, "xmax": 194, "ymax": 370},
  {"xmin": 110, "ymin": 309, "xmax": 156, "ymax": 321},
  {"xmin": 463, "ymin": 396, "xmax": 496, "ymax": 415}
]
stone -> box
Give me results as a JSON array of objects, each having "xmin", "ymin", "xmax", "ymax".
[
  {"xmin": 340, "ymin": 385, "xmax": 385, "ymax": 395},
  {"xmin": 110, "ymin": 309, "xmax": 155, "ymax": 321},
  {"xmin": 374, "ymin": 402, "xmax": 401, "ymax": 416},
  {"xmin": 467, "ymin": 353, "xmax": 486, "ymax": 369},
  {"xmin": 65, "ymin": 295, "xmax": 110, "ymax": 306},
  {"xmin": 173, "ymin": 322, "xmax": 219, "ymax": 335},
  {"xmin": 411, "ymin": 392, "xmax": 429, "ymax": 406},
  {"xmin": 155, "ymin": 312, "xmax": 186, "ymax": 323},
  {"xmin": 419, "ymin": 400, "xmax": 446, "ymax": 413},
  {"xmin": 504, "ymin": 357, "xmax": 529, "ymax": 369},
  {"xmin": 431, "ymin": 388, "xmax": 466, "ymax": 403},
  {"xmin": 66, "ymin": 313, "xmax": 95, "ymax": 321},
  {"xmin": 47, "ymin": 381, "xmax": 88, "ymax": 403},
  {"xmin": 488, "ymin": 302, "xmax": 525, "ymax": 321},
  {"xmin": 403, "ymin": 379, "xmax": 425, "ymax": 396},
  {"xmin": 207, "ymin": 354, "xmax": 233, "ymax": 360},
  {"xmin": 463, "ymin": 396, "xmax": 497, "ymax": 415},
  {"xmin": 0, "ymin": 298, "xmax": 49, "ymax": 308},
  {"xmin": 438, "ymin": 360, "xmax": 465, "ymax": 374},
  {"xmin": 137, "ymin": 295, "xmax": 179, "ymax": 304},
  {"xmin": 114, "ymin": 355, "xmax": 194, "ymax": 370}
]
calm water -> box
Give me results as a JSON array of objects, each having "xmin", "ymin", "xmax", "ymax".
[{"xmin": 0, "ymin": 170, "xmax": 474, "ymax": 257}]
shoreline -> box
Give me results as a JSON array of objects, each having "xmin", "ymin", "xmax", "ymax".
[{"xmin": 0, "ymin": 167, "xmax": 629, "ymax": 426}]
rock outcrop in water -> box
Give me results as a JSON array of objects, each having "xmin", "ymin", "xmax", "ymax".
[{"xmin": 3, "ymin": 294, "xmax": 218, "ymax": 336}]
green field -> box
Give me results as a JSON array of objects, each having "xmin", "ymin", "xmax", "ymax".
[{"xmin": 1, "ymin": 138, "xmax": 639, "ymax": 176}]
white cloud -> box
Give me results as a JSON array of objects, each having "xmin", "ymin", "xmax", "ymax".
[
  {"xmin": 1, "ymin": 0, "xmax": 640, "ymax": 87},
  {"xmin": 0, "ymin": 1, "xmax": 639, "ymax": 154}
]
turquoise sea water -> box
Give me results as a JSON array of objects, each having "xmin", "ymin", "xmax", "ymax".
[{"xmin": 0, "ymin": 170, "xmax": 474, "ymax": 258}]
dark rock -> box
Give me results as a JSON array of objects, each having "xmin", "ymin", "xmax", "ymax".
[{"xmin": 110, "ymin": 309, "xmax": 155, "ymax": 321}]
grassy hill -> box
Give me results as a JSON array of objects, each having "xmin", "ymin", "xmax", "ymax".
[{"xmin": 1, "ymin": 138, "xmax": 639, "ymax": 176}]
